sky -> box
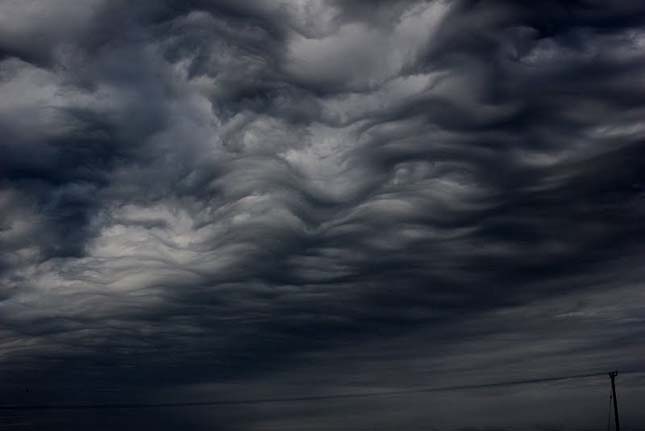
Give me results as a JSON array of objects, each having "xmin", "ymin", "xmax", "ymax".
[{"xmin": 1, "ymin": 0, "xmax": 645, "ymax": 429}]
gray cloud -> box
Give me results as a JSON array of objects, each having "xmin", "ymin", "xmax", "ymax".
[{"xmin": 1, "ymin": 0, "xmax": 645, "ymax": 429}]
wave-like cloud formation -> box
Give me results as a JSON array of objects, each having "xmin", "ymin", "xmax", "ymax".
[{"xmin": 1, "ymin": 1, "xmax": 645, "ymax": 429}]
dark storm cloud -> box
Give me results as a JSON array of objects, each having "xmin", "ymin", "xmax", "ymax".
[{"xmin": 1, "ymin": 1, "xmax": 645, "ymax": 429}]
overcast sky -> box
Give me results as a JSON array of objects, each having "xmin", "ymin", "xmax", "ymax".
[{"xmin": 1, "ymin": 0, "xmax": 645, "ymax": 430}]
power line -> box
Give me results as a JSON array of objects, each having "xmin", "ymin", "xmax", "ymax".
[{"xmin": 2, "ymin": 370, "xmax": 642, "ymax": 411}]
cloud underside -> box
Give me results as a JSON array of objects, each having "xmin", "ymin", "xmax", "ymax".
[{"xmin": 1, "ymin": 0, "xmax": 645, "ymax": 429}]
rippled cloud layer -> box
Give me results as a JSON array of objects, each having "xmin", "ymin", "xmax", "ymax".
[{"xmin": 1, "ymin": 1, "xmax": 645, "ymax": 429}]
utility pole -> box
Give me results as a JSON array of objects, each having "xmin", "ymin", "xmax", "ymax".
[{"xmin": 609, "ymin": 371, "xmax": 620, "ymax": 431}]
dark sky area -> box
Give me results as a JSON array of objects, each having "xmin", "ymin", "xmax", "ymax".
[{"xmin": 1, "ymin": 0, "xmax": 645, "ymax": 430}]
